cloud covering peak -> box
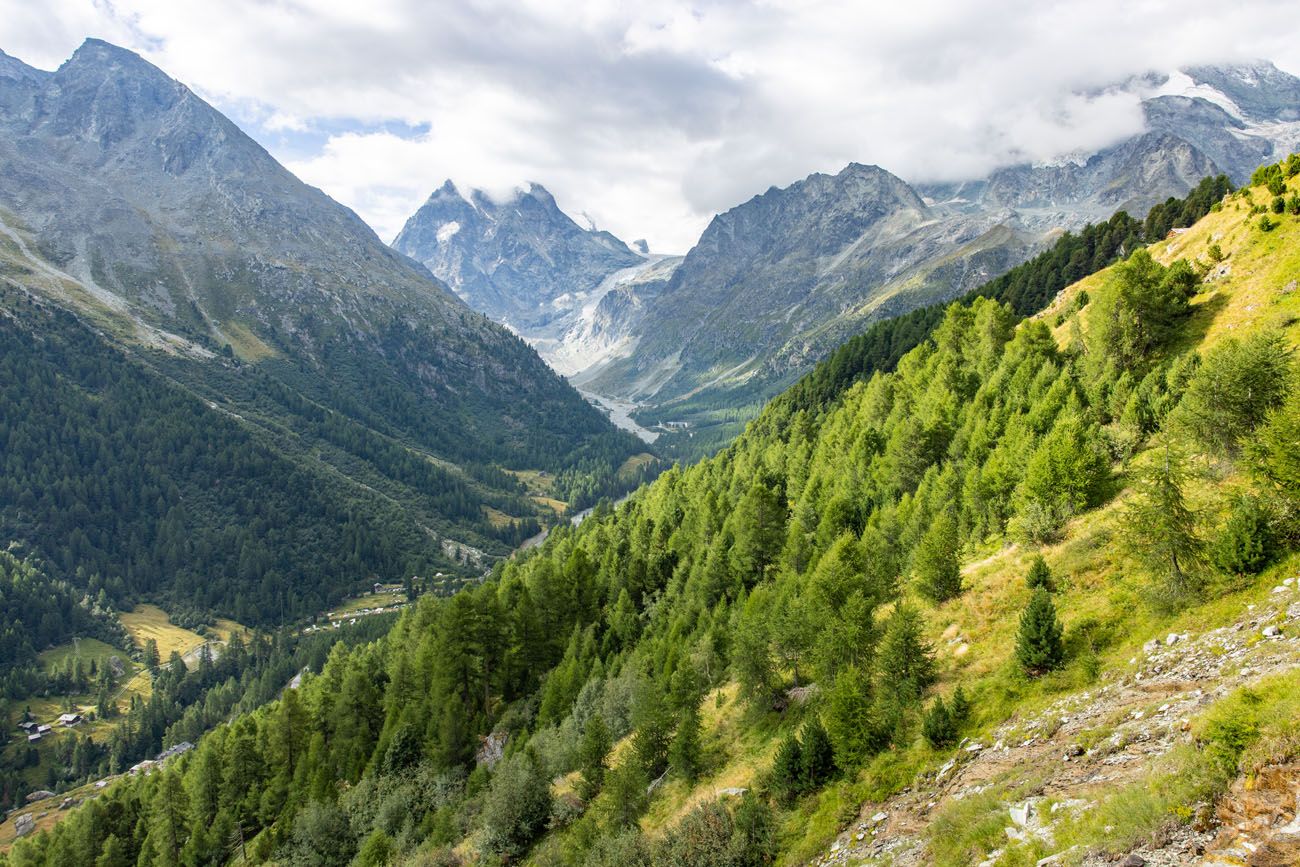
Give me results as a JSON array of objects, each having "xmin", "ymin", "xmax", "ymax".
[{"xmin": 5, "ymin": 0, "xmax": 1298, "ymax": 250}]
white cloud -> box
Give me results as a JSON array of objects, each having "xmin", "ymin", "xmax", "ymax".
[{"xmin": 3, "ymin": 0, "xmax": 1298, "ymax": 251}]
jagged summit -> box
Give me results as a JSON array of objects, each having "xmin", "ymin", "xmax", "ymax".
[
  {"xmin": 1183, "ymin": 59, "xmax": 1300, "ymax": 121},
  {"xmin": 393, "ymin": 177, "xmax": 644, "ymax": 329}
]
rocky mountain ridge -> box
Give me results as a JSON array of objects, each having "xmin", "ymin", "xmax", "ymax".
[
  {"xmin": 403, "ymin": 60, "xmax": 1300, "ymax": 444},
  {"xmin": 0, "ymin": 39, "xmax": 644, "ymax": 607}
]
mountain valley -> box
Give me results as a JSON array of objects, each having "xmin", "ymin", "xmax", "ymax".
[{"xmin": 2, "ymin": 28, "xmax": 1300, "ymax": 867}]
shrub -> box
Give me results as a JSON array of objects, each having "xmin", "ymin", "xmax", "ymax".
[
  {"xmin": 1211, "ymin": 495, "xmax": 1276, "ymax": 575},
  {"xmin": 922, "ymin": 697, "xmax": 958, "ymax": 748},
  {"xmin": 481, "ymin": 750, "xmax": 553, "ymax": 858}
]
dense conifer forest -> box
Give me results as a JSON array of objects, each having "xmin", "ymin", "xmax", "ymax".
[{"xmin": 8, "ymin": 163, "xmax": 1298, "ymax": 866}]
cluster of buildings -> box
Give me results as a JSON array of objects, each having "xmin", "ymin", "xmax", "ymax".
[{"xmin": 15, "ymin": 713, "xmax": 81, "ymax": 743}]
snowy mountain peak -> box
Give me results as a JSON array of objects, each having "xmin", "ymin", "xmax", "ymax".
[{"xmin": 393, "ymin": 180, "xmax": 643, "ymax": 331}]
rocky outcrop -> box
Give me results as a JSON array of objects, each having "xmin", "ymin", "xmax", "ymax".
[
  {"xmin": 810, "ymin": 578, "xmax": 1300, "ymax": 866},
  {"xmin": 585, "ymin": 163, "xmax": 1033, "ymax": 405},
  {"xmin": 393, "ymin": 180, "xmax": 644, "ymax": 328}
]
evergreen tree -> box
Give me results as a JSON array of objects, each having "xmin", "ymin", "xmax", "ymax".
[
  {"xmin": 1174, "ymin": 333, "xmax": 1293, "ymax": 456},
  {"xmin": 148, "ymin": 771, "xmax": 190, "ymax": 867},
  {"xmin": 822, "ymin": 666, "xmax": 884, "ymax": 770},
  {"xmin": 921, "ymin": 696, "xmax": 957, "ymax": 748},
  {"xmin": 1248, "ymin": 386, "xmax": 1300, "ymax": 515},
  {"xmin": 1124, "ymin": 440, "xmax": 1204, "ymax": 606},
  {"xmin": 668, "ymin": 704, "xmax": 703, "ymax": 783},
  {"xmin": 876, "ymin": 604, "xmax": 936, "ymax": 702},
  {"xmin": 1015, "ymin": 415, "xmax": 1110, "ymax": 542},
  {"xmin": 1025, "ymin": 555, "xmax": 1053, "ymax": 591},
  {"xmin": 729, "ymin": 791, "xmax": 777, "ymax": 866},
  {"xmin": 797, "ymin": 718, "xmax": 835, "ymax": 790},
  {"xmin": 576, "ymin": 714, "xmax": 612, "ymax": 801},
  {"xmin": 949, "ymin": 685, "xmax": 972, "ymax": 725},
  {"xmin": 730, "ymin": 481, "xmax": 787, "ymax": 583},
  {"xmin": 914, "ymin": 512, "xmax": 963, "ymax": 602},
  {"xmin": 1016, "ymin": 588, "xmax": 1065, "ymax": 676},
  {"xmin": 606, "ymin": 760, "xmax": 649, "ymax": 828},
  {"xmin": 1211, "ymin": 495, "xmax": 1275, "ymax": 575},
  {"xmin": 95, "ymin": 834, "xmax": 131, "ymax": 867},
  {"xmin": 769, "ymin": 732, "xmax": 802, "ymax": 802}
]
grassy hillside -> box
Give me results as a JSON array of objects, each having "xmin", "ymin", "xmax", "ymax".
[{"xmin": 6, "ymin": 161, "xmax": 1300, "ymax": 867}]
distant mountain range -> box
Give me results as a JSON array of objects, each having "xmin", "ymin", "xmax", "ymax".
[
  {"xmin": 397, "ymin": 60, "xmax": 1300, "ymax": 435},
  {"xmin": 0, "ymin": 40, "xmax": 642, "ymax": 620}
]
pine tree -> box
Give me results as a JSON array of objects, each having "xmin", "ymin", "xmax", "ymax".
[
  {"xmin": 1124, "ymin": 440, "xmax": 1203, "ymax": 606},
  {"xmin": 1025, "ymin": 555, "xmax": 1053, "ymax": 591},
  {"xmin": 797, "ymin": 719, "xmax": 835, "ymax": 790},
  {"xmin": 876, "ymin": 604, "xmax": 936, "ymax": 702},
  {"xmin": 668, "ymin": 704, "xmax": 703, "ymax": 783},
  {"xmin": 921, "ymin": 696, "xmax": 957, "ymax": 747},
  {"xmin": 1016, "ymin": 588, "xmax": 1065, "ymax": 676},
  {"xmin": 914, "ymin": 512, "xmax": 962, "ymax": 602},
  {"xmin": 576, "ymin": 714, "xmax": 611, "ymax": 801}
]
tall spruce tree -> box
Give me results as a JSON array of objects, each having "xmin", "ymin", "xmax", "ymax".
[
  {"xmin": 914, "ymin": 512, "xmax": 963, "ymax": 602},
  {"xmin": 577, "ymin": 714, "xmax": 612, "ymax": 801},
  {"xmin": 1124, "ymin": 440, "xmax": 1203, "ymax": 606},
  {"xmin": 1016, "ymin": 588, "xmax": 1065, "ymax": 676}
]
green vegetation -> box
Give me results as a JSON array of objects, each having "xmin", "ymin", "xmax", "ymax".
[
  {"xmin": 7, "ymin": 161, "xmax": 1300, "ymax": 866},
  {"xmin": 1016, "ymin": 588, "xmax": 1065, "ymax": 676}
]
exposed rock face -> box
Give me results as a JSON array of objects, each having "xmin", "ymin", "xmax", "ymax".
[
  {"xmin": 384, "ymin": 60, "xmax": 1299, "ymax": 433},
  {"xmin": 584, "ymin": 163, "xmax": 1034, "ymax": 404},
  {"xmin": 394, "ymin": 181, "xmax": 643, "ymax": 329},
  {"xmin": 576, "ymin": 61, "xmax": 1300, "ymax": 422},
  {"xmin": 809, "ymin": 578, "xmax": 1300, "ymax": 867},
  {"xmin": 1184, "ymin": 62, "xmax": 1300, "ymax": 123},
  {"xmin": 0, "ymin": 39, "xmax": 621, "ymax": 469},
  {"xmin": 931, "ymin": 132, "xmax": 1219, "ymax": 227},
  {"xmin": 393, "ymin": 179, "xmax": 675, "ymax": 379}
]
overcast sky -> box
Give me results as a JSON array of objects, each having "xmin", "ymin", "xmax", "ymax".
[{"xmin": 4, "ymin": 1, "xmax": 1299, "ymax": 251}]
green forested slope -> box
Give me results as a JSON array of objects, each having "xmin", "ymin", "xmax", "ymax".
[
  {"xmin": 7, "ymin": 162, "xmax": 1300, "ymax": 866},
  {"xmin": 653, "ymin": 174, "xmax": 1231, "ymax": 462}
]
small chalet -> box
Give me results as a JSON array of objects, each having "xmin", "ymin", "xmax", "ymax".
[
  {"xmin": 17, "ymin": 721, "xmax": 37, "ymax": 734},
  {"xmin": 57, "ymin": 713, "xmax": 82, "ymax": 727}
]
